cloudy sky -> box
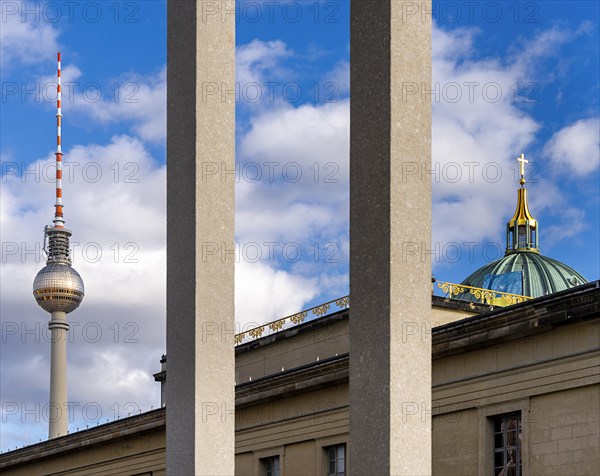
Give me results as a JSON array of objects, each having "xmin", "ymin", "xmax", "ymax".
[{"xmin": 1, "ymin": 0, "xmax": 598, "ymax": 451}]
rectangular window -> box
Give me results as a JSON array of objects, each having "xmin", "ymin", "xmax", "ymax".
[
  {"xmin": 493, "ymin": 413, "xmax": 521, "ymax": 476},
  {"xmin": 327, "ymin": 444, "xmax": 346, "ymax": 476},
  {"xmin": 262, "ymin": 455, "xmax": 280, "ymax": 476}
]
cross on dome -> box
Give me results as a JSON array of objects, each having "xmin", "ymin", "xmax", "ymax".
[{"xmin": 517, "ymin": 153, "xmax": 528, "ymax": 186}]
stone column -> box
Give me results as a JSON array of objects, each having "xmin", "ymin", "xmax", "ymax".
[
  {"xmin": 166, "ymin": 1, "xmax": 235, "ymax": 475},
  {"xmin": 48, "ymin": 311, "xmax": 68, "ymax": 439},
  {"xmin": 349, "ymin": 1, "xmax": 432, "ymax": 475}
]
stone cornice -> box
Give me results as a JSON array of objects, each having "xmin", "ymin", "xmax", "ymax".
[
  {"xmin": 0, "ymin": 408, "xmax": 165, "ymax": 470},
  {"xmin": 432, "ymin": 281, "xmax": 600, "ymax": 358}
]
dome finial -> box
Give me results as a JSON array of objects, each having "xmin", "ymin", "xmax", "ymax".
[
  {"xmin": 506, "ymin": 153, "xmax": 539, "ymax": 254},
  {"xmin": 517, "ymin": 153, "xmax": 528, "ymax": 187}
]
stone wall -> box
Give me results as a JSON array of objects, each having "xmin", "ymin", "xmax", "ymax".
[{"xmin": 529, "ymin": 385, "xmax": 600, "ymax": 475}]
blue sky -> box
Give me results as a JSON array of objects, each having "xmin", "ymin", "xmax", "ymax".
[{"xmin": 1, "ymin": 0, "xmax": 599, "ymax": 451}]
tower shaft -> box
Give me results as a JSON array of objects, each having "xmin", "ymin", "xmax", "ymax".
[{"xmin": 48, "ymin": 311, "xmax": 69, "ymax": 439}]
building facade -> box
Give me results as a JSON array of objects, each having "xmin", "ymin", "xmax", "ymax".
[{"xmin": 2, "ymin": 282, "xmax": 598, "ymax": 475}]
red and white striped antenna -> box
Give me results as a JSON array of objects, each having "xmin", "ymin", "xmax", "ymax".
[{"xmin": 54, "ymin": 51, "xmax": 64, "ymax": 228}]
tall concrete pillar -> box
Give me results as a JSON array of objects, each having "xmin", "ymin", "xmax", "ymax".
[
  {"xmin": 48, "ymin": 311, "xmax": 68, "ymax": 439},
  {"xmin": 349, "ymin": 1, "xmax": 432, "ymax": 475},
  {"xmin": 166, "ymin": 1, "xmax": 235, "ymax": 475}
]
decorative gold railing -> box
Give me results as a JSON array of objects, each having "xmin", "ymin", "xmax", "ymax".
[
  {"xmin": 436, "ymin": 281, "xmax": 531, "ymax": 307},
  {"xmin": 235, "ymin": 282, "xmax": 529, "ymax": 346},
  {"xmin": 235, "ymin": 296, "xmax": 350, "ymax": 345}
]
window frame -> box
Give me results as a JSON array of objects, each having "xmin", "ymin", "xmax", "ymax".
[
  {"xmin": 478, "ymin": 399, "xmax": 530, "ymax": 476},
  {"xmin": 261, "ymin": 454, "xmax": 280, "ymax": 476},
  {"xmin": 492, "ymin": 412, "xmax": 522, "ymax": 476},
  {"xmin": 315, "ymin": 436, "xmax": 349, "ymax": 476},
  {"xmin": 325, "ymin": 443, "xmax": 346, "ymax": 476},
  {"xmin": 253, "ymin": 447, "xmax": 284, "ymax": 476}
]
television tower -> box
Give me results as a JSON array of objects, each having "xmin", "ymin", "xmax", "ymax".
[{"xmin": 33, "ymin": 52, "xmax": 85, "ymax": 439}]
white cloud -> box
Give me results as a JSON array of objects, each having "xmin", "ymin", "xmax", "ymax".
[
  {"xmin": 543, "ymin": 206, "xmax": 588, "ymax": 248},
  {"xmin": 234, "ymin": 39, "xmax": 297, "ymax": 113},
  {"xmin": 321, "ymin": 60, "xmax": 349, "ymax": 96},
  {"xmin": 234, "ymin": 25, "xmax": 590, "ymax": 277},
  {"xmin": 544, "ymin": 118, "xmax": 600, "ymax": 175},
  {"xmin": 70, "ymin": 349, "xmax": 156, "ymax": 411},
  {"xmin": 430, "ymin": 22, "xmax": 581, "ymax": 252},
  {"xmin": 508, "ymin": 25, "xmax": 573, "ymax": 68},
  {"xmin": 34, "ymin": 62, "xmax": 166, "ymax": 143},
  {"xmin": 0, "ymin": 2, "xmax": 166, "ymax": 141},
  {"xmin": 0, "ymin": 1, "xmax": 60, "ymax": 71},
  {"xmin": 432, "ymin": 26, "xmax": 477, "ymax": 61},
  {"xmin": 236, "ymin": 100, "xmax": 349, "ymax": 255},
  {"xmin": 236, "ymin": 39, "xmax": 292, "ymax": 87},
  {"xmin": 238, "ymin": 100, "xmax": 348, "ymax": 178},
  {"xmin": 234, "ymin": 101, "xmax": 350, "ymax": 325},
  {"xmin": 85, "ymin": 68, "xmax": 166, "ymax": 143},
  {"xmin": 234, "ymin": 99, "xmax": 350, "ymax": 315},
  {"xmin": 235, "ymin": 260, "xmax": 318, "ymax": 328}
]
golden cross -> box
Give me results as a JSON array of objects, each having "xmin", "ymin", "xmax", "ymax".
[{"xmin": 517, "ymin": 153, "xmax": 528, "ymax": 184}]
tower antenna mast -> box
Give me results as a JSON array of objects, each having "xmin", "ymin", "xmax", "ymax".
[{"xmin": 54, "ymin": 51, "xmax": 64, "ymax": 228}]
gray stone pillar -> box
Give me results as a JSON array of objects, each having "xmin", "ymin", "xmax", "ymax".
[
  {"xmin": 167, "ymin": 1, "xmax": 235, "ymax": 475},
  {"xmin": 48, "ymin": 311, "xmax": 68, "ymax": 439},
  {"xmin": 349, "ymin": 1, "xmax": 432, "ymax": 475}
]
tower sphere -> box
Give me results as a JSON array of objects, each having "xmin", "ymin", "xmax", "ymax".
[{"xmin": 33, "ymin": 263, "xmax": 85, "ymax": 314}]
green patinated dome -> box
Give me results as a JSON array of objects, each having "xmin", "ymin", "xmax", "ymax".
[
  {"xmin": 458, "ymin": 154, "xmax": 587, "ymax": 301},
  {"xmin": 460, "ymin": 250, "xmax": 587, "ymax": 298}
]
